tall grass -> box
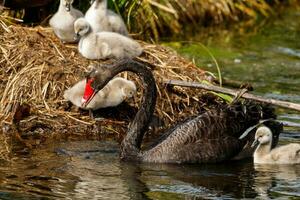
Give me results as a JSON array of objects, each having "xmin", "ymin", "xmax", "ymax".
[
  {"xmin": 2, "ymin": 0, "xmax": 299, "ymax": 40},
  {"xmin": 110, "ymin": 0, "xmax": 299, "ymax": 40}
]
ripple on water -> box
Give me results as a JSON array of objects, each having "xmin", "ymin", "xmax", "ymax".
[
  {"xmin": 150, "ymin": 183, "xmax": 227, "ymax": 199},
  {"xmin": 253, "ymin": 164, "xmax": 300, "ymax": 199},
  {"xmin": 270, "ymin": 181, "xmax": 300, "ymax": 198}
]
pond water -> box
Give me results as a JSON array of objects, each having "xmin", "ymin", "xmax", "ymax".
[
  {"xmin": 1, "ymin": 8, "xmax": 300, "ymax": 200},
  {"xmin": 164, "ymin": 8, "xmax": 300, "ymax": 132}
]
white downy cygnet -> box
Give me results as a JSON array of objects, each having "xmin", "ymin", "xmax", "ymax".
[
  {"xmin": 252, "ymin": 125, "xmax": 300, "ymax": 164},
  {"xmin": 85, "ymin": 0, "xmax": 128, "ymax": 35},
  {"xmin": 49, "ymin": 0, "xmax": 84, "ymax": 43},
  {"xmin": 63, "ymin": 77, "xmax": 136, "ymax": 110},
  {"xmin": 74, "ymin": 18, "xmax": 142, "ymax": 60}
]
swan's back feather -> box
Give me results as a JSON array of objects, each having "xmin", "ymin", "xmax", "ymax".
[{"xmin": 140, "ymin": 101, "xmax": 277, "ymax": 163}]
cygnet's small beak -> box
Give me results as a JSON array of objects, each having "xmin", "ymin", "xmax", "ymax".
[
  {"xmin": 251, "ymin": 139, "xmax": 259, "ymax": 148},
  {"xmin": 128, "ymin": 94, "xmax": 134, "ymax": 99},
  {"xmin": 65, "ymin": 3, "xmax": 71, "ymax": 12},
  {"xmin": 74, "ymin": 33, "xmax": 80, "ymax": 40}
]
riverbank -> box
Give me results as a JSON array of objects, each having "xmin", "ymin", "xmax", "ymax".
[
  {"xmin": 0, "ymin": 21, "xmax": 225, "ymax": 160},
  {"xmin": 1, "ymin": 0, "xmax": 299, "ymax": 41},
  {"xmin": 111, "ymin": 0, "xmax": 300, "ymax": 40}
]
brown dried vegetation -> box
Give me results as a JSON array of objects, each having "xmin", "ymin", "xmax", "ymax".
[{"xmin": 0, "ymin": 20, "xmax": 223, "ymax": 160}]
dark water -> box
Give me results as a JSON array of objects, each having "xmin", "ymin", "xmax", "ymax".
[
  {"xmin": 1, "ymin": 8, "xmax": 300, "ymax": 200},
  {"xmin": 0, "ymin": 140, "xmax": 300, "ymax": 199}
]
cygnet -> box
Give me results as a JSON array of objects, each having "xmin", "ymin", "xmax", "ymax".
[
  {"xmin": 64, "ymin": 77, "xmax": 136, "ymax": 110},
  {"xmin": 74, "ymin": 18, "xmax": 142, "ymax": 60},
  {"xmin": 85, "ymin": 0, "xmax": 128, "ymax": 35},
  {"xmin": 252, "ymin": 125, "xmax": 300, "ymax": 164},
  {"xmin": 49, "ymin": 0, "xmax": 84, "ymax": 43}
]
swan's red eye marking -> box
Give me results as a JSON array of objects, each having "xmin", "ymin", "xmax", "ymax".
[{"xmin": 81, "ymin": 78, "xmax": 96, "ymax": 107}]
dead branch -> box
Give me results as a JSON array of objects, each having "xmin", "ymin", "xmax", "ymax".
[{"xmin": 164, "ymin": 79, "xmax": 300, "ymax": 112}]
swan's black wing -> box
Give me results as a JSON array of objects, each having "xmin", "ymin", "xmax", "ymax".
[{"xmin": 141, "ymin": 101, "xmax": 279, "ymax": 163}]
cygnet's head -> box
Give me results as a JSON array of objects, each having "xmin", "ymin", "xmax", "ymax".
[
  {"xmin": 74, "ymin": 18, "xmax": 90, "ymax": 38},
  {"xmin": 252, "ymin": 126, "xmax": 272, "ymax": 147},
  {"xmin": 122, "ymin": 80, "xmax": 137, "ymax": 99},
  {"xmin": 64, "ymin": 0, "xmax": 74, "ymax": 12}
]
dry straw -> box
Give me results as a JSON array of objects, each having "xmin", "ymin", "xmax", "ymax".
[{"xmin": 0, "ymin": 20, "xmax": 221, "ymax": 160}]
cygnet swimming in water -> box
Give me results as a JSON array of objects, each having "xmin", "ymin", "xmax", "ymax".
[
  {"xmin": 74, "ymin": 18, "xmax": 142, "ymax": 60},
  {"xmin": 85, "ymin": 0, "xmax": 128, "ymax": 35},
  {"xmin": 252, "ymin": 125, "xmax": 300, "ymax": 164},
  {"xmin": 63, "ymin": 77, "xmax": 136, "ymax": 110},
  {"xmin": 49, "ymin": 0, "xmax": 84, "ymax": 43}
]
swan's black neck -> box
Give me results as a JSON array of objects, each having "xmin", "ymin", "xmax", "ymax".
[{"xmin": 101, "ymin": 60, "xmax": 157, "ymax": 160}]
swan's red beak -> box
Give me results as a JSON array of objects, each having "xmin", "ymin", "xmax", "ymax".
[{"xmin": 81, "ymin": 78, "xmax": 96, "ymax": 107}]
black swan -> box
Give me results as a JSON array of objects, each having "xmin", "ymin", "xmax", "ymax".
[{"xmin": 82, "ymin": 60, "xmax": 282, "ymax": 163}]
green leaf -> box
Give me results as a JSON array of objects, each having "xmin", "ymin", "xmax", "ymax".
[{"xmin": 210, "ymin": 91, "xmax": 233, "ymax": 103}]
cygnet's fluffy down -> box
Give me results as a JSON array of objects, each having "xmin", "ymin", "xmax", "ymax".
[
  {"xmin": 49, "ymin": 0, "xmax": 83, "ymax": 43},
  {"xmin": 253, "ymin": 126, "xmax": 300, "ymax": 164},
  {"xmin": 63, "ymin": 77, "xmax": 136, "ymax": 110},
  {"xmin": 74, "ymin": 18, "xmax": 142, "ymax": 60},
  {"xmin": 85, "ymin": 0, "xmax": 128, "ymax": 35}
]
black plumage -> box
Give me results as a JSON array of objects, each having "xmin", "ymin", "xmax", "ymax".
[{"xmin": 86, "ymin": 59, "xmax": 282, "ymax": 163}]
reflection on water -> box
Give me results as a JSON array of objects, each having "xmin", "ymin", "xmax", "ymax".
[
  {"xmin": 254, "ymin": 164, "xmax": 300, "ymax": 198},
  {"xmin": 140, "ymin": 161, "xmax": 257, "ymax": 199},
  {"xmin": 0, "ymin": 141, "xmax": 299, "ymax": 199}
]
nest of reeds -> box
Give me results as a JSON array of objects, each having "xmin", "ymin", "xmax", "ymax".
[{"xmin": 0, "ymin": 20, "xmax": 224, "ymax": 160}]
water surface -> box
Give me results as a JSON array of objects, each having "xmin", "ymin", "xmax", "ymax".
[{"xmin": 0, "ymin": 140, "xmax": 299, "ymax": 199}]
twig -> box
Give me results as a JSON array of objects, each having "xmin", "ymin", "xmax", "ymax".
[
  {"xmin": 164, "ymin": 79, "xmax": 300, "ymax": 112},
  {"xmin": 66, "ymin": 114, "xmax": 94, "ymax": 126},
  {"xmin": 51, "ymin": 41, "xmax": 66, "ymax": 60},
  {"xmin": 213, "ymin": 77, "xmax": 252, "ymax": 89}
]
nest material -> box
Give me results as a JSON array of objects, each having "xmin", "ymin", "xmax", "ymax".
[{"xmin": 0, "ymin": 20, "xmax": 223, "ymax": 159}]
